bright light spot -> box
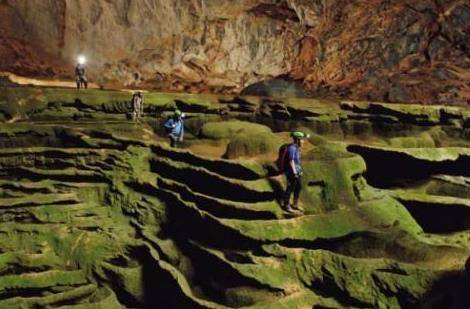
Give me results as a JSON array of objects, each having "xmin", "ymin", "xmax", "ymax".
[{"xmin": 77, "ymin": 55, "xmax": 86, "ymax": 64}]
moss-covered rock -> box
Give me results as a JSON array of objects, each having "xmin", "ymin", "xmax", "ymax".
[
  {"xmin": 0, "ymin": 86, "xmax": 469, "ymax": 308},
  {"xmin": 388, "ymin": 132, "xmax": 436, "ymax": 148},
  {"xmin": 200, "ymin": 120, "xmax": 272, "ymax": 140},
  {"xmin": 224, "ymin": 131, "xmax": 281, "ymax": 159}
]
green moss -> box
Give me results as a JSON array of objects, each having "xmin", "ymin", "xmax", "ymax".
[
  {"xmin": 221, "ymin": 209, "xmax": 368, "ymax": 242},
  {"xmin": 359, "ymin": 144, "xmax": 470, "ymax": 161},
  {"xmin": 101, "ymin": 262, "xmax": 144, "ymax": 302},
  {"xmin": 300, "ymin": 143, "xmax": 366, "ymax": 212},
  {"xmin": 225, "ymin": 286, "xmax": 282, "ymax": 307},
  {"xmin": 0, "ymin": 87, "xmax": 47, "ymax": 120},
  {"xmin": 0, "ymin": 97, "xmax": 468, "ymax": 308},
  {"xmin": 388, "ymin": 132, "xmax": 436, "ymax": 148},
  {"xmin": 252, "ymin": 290, "xmax": 340, "ymax": 309},
  {"xmin": 359, "ymin": 196, "xmax": 422, "ymax": 235},
  {"xmin": 224, "ymin": 131, "xmax": 281, "ymax": 159},
  {"xmin": 54, "ymin": 287, "xmax": 124, "ymax": 308},
  {"xmin": 0, "ymin": 285, "xmax": 97, "ymax": 308},
  {"xmin": 152, "ymin": 155, "xmax": 273, "ymax": 198},
  {"xmin": 0, "ymin": 270, "xmax": 88, "ymax": 292},
  {"xmin": 0, "ymin": 86, "xmax": 228, "ymax": 122},
  {"xmin": 200, "ymin": 120, "xmax": 272, "ymax": 140},
  {"xmin": 294, "ymin": 248, "xmax": 435, "ymax": 308},
  {"xmin": 426, "ymin": 176, "xmax": 470, "ymax": 199}
]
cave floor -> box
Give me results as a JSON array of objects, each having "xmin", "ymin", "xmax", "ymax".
[{"xmin": 0, "ymin": 86, "xmax": 469, "ymax": 308}]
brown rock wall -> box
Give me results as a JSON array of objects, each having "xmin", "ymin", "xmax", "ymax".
[{"xmin": 0, "ymin": 0, "xmax": 468, "ymax": 104}]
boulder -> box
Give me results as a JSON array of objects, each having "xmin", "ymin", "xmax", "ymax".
[
  {"xmin": 224, "ymin": 131, "xmax": 281, "ymax": 159},
  {"xmin": 199, "ymin": 120, "xmax": 272, "ymax": 140}
]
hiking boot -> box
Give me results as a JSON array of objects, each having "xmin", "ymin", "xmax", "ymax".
[
  {"xmin": 291, "ymin": 204, "xmax": 303, "ymax": 212},
  {"xmin": 283, "ymin": 204, "xmax": 296, "ymax": 213}
]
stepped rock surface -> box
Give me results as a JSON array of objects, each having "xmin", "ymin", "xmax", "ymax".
[
  {"xmin": 0, "ymin": 85, "xmax": 469, "ymax": 308},
  {"xmin": 0, "ymin": 0, "xmax": 469, "ymax": 104}
]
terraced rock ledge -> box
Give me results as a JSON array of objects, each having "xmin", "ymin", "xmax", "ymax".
[{"xmin": 0, "ymin": 86, "xmax": 469, "ymax": 308}]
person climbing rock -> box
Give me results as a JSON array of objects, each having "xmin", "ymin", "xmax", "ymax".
[
  {"xmin": 75, "ymin": 60, "xmax": 88, "ymax": 89},
  {"xmin": 163, "ymin": 110, "xmax": 185, "ymax": 148},
  {"xmin": 131, "ymin": 92, "xmax": 144, "ymax": 120},
  {"xmin": 282, "ymin": 131, "xmax": 308, "ymax": 213}
]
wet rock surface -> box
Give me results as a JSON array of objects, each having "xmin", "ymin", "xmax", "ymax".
[
  {"xmin": 0, "ymin": 86, "xmax": 469, "ymax": 308},
  {"xmin": 0, "ymin": 0, "xmax": 469, "ymax": 104}
]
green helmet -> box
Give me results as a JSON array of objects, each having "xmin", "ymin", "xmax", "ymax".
[
  {"xmin": 291, "ymin": 131, "xmax": 307, "ymax": 140},
  {"xmin": 174, "ymin": 109, "xmax": 182, "ymax": 117}
]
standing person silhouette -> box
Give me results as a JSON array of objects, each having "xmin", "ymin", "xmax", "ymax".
[{"xmin": 75, "ymin": 56, "xmax": 88, "ymax": 89}]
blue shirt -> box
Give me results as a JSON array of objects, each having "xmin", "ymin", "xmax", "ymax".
[
  {"xmin": 286, "ymin": 144, "xmax": 301, "ymax": 174},
  {"xmin": 164, "ymin": 118, "xmax": 184, "ymax": 137}
]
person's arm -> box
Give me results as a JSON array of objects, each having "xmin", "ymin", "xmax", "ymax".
[
  {"xmin": 164, "ymin": 118, "xmax": 173, "ymax": 130},
  {"xmin": 290, "ymin": 160, "xmax": 297, "ymax": 176},
  {"xmin": 179, "ymin": 120, "xmax": 184, "ymax": 141},
  {"xmin": 287, "ymin": 146, "xmax": 298, "ymax": 176}
]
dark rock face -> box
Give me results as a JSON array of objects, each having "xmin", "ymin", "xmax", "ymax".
[
  {"xmin": 240, "ymin": 78, "xmax": 310, "ymax": 97},
  {"xmin": 0, "ymin": 0, "xmax": 468, "ymax": 104},
  {"xmin": 466, "ymin": 257, "xmax": 470, "ymax": 276}
]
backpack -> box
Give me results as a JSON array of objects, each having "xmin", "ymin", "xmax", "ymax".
[{"xmin": 276, "ymin": 143, "xmax": 290, "ymax": 172}]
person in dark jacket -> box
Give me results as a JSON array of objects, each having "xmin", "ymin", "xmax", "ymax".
[
  {"xmin": 164, "ymin": 110, "xmax": 185, "ymax": 147},
  {"xmin": 75, "ymin": 62, "xmax": 87, "ymax": 89}
]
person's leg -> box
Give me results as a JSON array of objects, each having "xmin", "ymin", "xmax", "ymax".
[
  {"xmin": 76, "ymin": 77, "xmax": 80, "ymax": 89},
  {"xmin": 169, "ymin": 135, "xmax": 177, "ymax": 147},
  {"xmin": 292, "ymin": 177, "xmax": 302, "ymax": 210},
  {"xmin": 283, "ymin": 174, "xmax": 295, "ymax": 211}
]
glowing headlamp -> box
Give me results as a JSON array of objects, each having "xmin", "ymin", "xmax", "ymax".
[{"xmin": 77, "ymin": 55, "xmax": 87, "ymax": 64}]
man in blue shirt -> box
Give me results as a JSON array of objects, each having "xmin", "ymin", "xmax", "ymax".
[
  {"xmin": 283, "ymin": 131, "xmax": 307, "ymax": 213},
  {"xmin": 164, "ymin": 110, "xmax": 185, "ymax": 148}
]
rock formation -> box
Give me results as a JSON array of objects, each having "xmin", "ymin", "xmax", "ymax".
[
  {"xmin": 0, "ymin": 0, "xmax": 469, "ymax": 104},
  {"xmin": 0, "ymin": 85, "xmax": 469, "ymax": 307}
]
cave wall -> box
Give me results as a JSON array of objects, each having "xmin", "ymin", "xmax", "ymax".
[{"xmin": 0, "ymin": 0, "xmax": 469, "ymax": 104}]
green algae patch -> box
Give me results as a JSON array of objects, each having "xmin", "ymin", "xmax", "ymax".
[
  {"xmin": 0, "ymin": 93, "xmax": 469, "ymax": 308},
  {"xmin": 0, "ymin": 87, "xmax": 48, "ymax": 120},
  {"xmin": 359, "ymin": 196, "xmax": 423, "ymax": 235},
  {"xmin": 224, "ymin": 131, "xmax": 281, "ymax": 159},
  {"xmin": 200, "ymin": 120, "xmax": 272, "ymax": 140},
  {"xmin": 301, "ymin": 143, "xmax": 367, "ymax": 212},
  {"xmin": 0, "ymin": 270, "xmax": 88, "ymax": 292},
  {"xmin": 351, "ymin": 144, "xmax": 470, "ymax": 162},
  {"xmin": 294, "ymin": 248, "xmax": 437, "ymax": 308},
  {"xmin": 221, "ymin": 210, "xmax": 368, "ymax": 242}
]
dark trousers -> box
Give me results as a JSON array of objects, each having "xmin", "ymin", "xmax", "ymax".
[
  {"xmin": 284, "ymin": 173, "xmax": 301, "ymax": 205},
  {"xmin": 76, "ymin": 76, "xmax": 88, "ymax": 89},
  {"xmin": 169, "ymin": 134, "xmax": 178, "ymax": 148}
]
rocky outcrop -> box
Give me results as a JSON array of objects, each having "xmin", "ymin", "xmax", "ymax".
[
  {"xmin": 0, "ymin": 0, "xmax": 469, "ymax": 104},
  {"xmin": 0, "ymin": 85, "xmax": 469, "ymax": 307}
]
